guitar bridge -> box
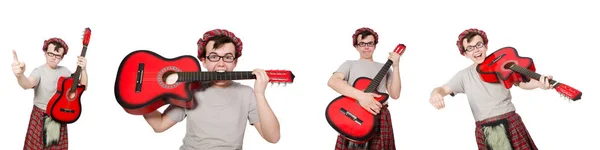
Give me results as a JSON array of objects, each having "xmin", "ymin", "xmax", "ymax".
[
  {"xmin": 135, "ymin": 63, "xmax": 145, "ymax": 92},
  {"xmin": 60, "ymin": 108, "xmax": 75, "ymax": 114},
  {"xmin": 340, "ymin": 108, "xmax": 363, "ymax": 125}
]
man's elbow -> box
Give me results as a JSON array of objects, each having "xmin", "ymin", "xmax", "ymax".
[
  {"xmin": 152, "ymin": 127, "xmax": 167, "ymax": 133},
  {"xmin": 391, "ymin": 94, "xmax": 399, "ymax": 99},
  {"xmin": 327, "ymin": 78, "xmax": 336, "ymax": 88},
  {"xmin": 21, "ymin": 84, "xmax": 33, "ymax": 90},
  {"xmin": 265, "ymin": 134, "xmax": 281, "ymax": 144}
]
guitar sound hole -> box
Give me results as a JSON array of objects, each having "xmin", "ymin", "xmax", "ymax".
[
  {"xmin": 157, "ymin": 66, "xmax": 182, "ymax": 89},
  {"xmin": 163, "ymin": 71, "xmax": 178, "ymax": 85}
]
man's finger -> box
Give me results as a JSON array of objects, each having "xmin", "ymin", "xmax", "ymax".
[
  {"xmin": 367, "ymin": 108, "xmax": 376, "ymax": 115},
  {"xmin": 13, "ymin": 50, "xmax": 19, "ymax": 61}
]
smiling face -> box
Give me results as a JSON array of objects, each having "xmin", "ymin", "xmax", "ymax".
[
  {"xmin": 44, "ymin": 43, "xmax": 65, "ymax": 69},
  {"xmin": 461, "ymin": 35, "xmax": 488, "ymax": 64}
]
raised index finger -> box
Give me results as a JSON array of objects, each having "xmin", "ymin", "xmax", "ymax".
[{"xmin": 12, "ymin": 50, "xmax": 19, "ymax": 61}]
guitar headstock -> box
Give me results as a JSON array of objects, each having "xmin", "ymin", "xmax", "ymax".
[
  {"xmin": 554, "ymin": 83, "xmax": 582, "ymax": 101},
  {"xmin": 82, "ymin": 28, "xmax": 92, "ymax": 46},
  {"xmin": 393, "ymin": 43, "xmax": 407, "ymax": 55},
  {"xmin": 265, "ymin": 70, "xmax": 295, "ymax": 87}
]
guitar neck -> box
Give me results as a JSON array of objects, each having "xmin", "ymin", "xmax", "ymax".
[
  {"xmin": 69, "ymin": 45, "xmax": 88, "ymax": 92},
  {"xmin": 176, "ymin": 71, "xmax": 257, "ymax": 82},
  {"xmin": 508, "ymin": 64, "xmax": 558, "ymax": 86},
  {"xmin": 364, "ymin": 59, "xmax": 393, "ymax": 93}
]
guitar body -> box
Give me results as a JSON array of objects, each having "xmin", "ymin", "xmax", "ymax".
[
  {"xmin": 46, "ymin": 76, "xmax": 85, "ymax": 124},
  {"xmin": 45, "ymin": 27, "xmax": 91, "ymax": 124},
  {"xmin": 325, "ymin": 77, "xmax": 389, "ymax": 142},
  {"xmin": 476, "ymin": 47, "xmax": 536, "ymax": 89},
  {"xmin": 114, "ymin": 50, "xmax": 201, "ymax": 115},
  {"xmin": 477, "ymin": 46, "xmax": 582, "ymax": 101}
]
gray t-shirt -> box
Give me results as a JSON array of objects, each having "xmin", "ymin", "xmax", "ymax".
[
  {"xmin": 165, "ymin": 82, "xmax": 259, "ymax": 150},
  {"xmin": 30, "ymin": 65, "xmax": 72, "ymax": 110},
  {"xmin": 444, "ymin": 64, "xmax": 516, "ymax": 121},
  {"xmin": 334, "ymin": 59, "xmax": 393, "ymax": 95}
]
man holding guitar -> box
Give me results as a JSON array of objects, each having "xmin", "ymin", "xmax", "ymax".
[
  {"xmin": 141, "ymin": 29, "xmax": 281, "ymax": 149},
  {"xmin": 12, "ymin": 37, "xmax": 88, "ymax": 149},
  {"xmin": 428, "ymin": 28, "xmax": 553, "ymax": 150},
  {"xmin": 327, "ymin": 27, "xmax": 402, "ymax": 150}
]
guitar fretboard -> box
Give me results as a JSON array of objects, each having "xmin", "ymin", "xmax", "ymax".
[
  {"xmin": 364, "ymin": 60, "xmax": 393, "ymax": 93},
  {"xmin": 508, "ymin": 64, "xmax": 557, "ymax": 85},
  {"xmin": 176, "ymin": 71, "xmax": 257, "ymax": 82}
]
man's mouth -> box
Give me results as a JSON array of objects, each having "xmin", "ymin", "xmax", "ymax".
[
  {"xmin": 215, "ymin": 70, "xmax": 226, "ymax": 72},
  {"xmin": 474, "ymin": 53, "xmax": 483, "ymax": 58}
]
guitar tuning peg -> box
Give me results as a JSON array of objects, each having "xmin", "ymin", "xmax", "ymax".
[
  {"xmin": 283, "ymin": 83, "xmax": 287, "ymax": 87},
  {"xmin": 277, "ymin": 82, "xmax": 281, "ymax": 87}
]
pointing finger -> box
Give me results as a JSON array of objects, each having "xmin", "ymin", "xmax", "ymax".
[{"xmin": 12, "ymin": 50, "xmax": 19, "ymax": 61}]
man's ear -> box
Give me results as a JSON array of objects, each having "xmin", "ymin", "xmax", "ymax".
[{"xmin": 199, "ymin": 57, "xmax": 207, "ymax": 67}]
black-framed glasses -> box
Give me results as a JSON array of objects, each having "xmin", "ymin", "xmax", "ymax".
[
  {"xmin": 46, "ymin": 52, "xmax": 63, "ymax": 59},
  {"xmin": 206, "ymin": 54, "xmax": 236, "ymax": 63},
  {"xmin": 357, "ymin": 42, "xmax": 375, "ymax": 47},
  {"xmin": 464, "ymin": 42, "xmax": 485, "ymax": 52}
]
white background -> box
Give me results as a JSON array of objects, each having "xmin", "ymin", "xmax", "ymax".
[{"xmin": 1, "ymin": 0, "xmax": 598, "ymax": 149}]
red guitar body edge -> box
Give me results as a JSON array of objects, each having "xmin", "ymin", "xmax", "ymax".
[
  {"xmin": 325, "ymin": 77, "xmax": 389, "ymax": 143},
  {"xmin": 46, "ymin": 76, "xmax": 86, "ymax": 124},
  {"xmin": 114, "ymin": 50, "xmax": 200, "ymax": 115},
  {"xmin": 476, "ymin": 47, "xmax": 536, "ymax": 89}
]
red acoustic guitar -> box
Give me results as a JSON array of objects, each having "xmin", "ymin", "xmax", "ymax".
[
  {"xmin": 114, "ymin": 50, "xmax": 295, "ymax": 115},
  {"xmin": 325, "ymin": 44, "xmax": 406, "ymax": 142},
  {"xmin": 476, "ymin": 47, "xmax": 582, "ymax": 101},
  {"xmin": 46, "ymin": 28, "xmax": 92, "ymax": 124}
]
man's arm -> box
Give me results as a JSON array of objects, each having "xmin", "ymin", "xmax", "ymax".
[
  {"xmin": 143, "ymin": 106, "xmax": 181, "ymax": 133},
  {"xmin": 16, "ymin": 75, "xmax": 38, "ymax": 90},
  {"xmin": 17, "ymin": 68, "xmax": 40, "ymax": 90},
  {"xmin": 386, "ymin": 66, "xmax": 401, "ymax": 99},
  {"xmin": 79, "ymin": 69, "xmax": 88, "ymax": 90},
  {"xmin": 252, "ymin": 92, "xmax": 280, "ymax": 143},
  {"xmin": 432, "ymin": 85, "xmax": 454, "ymax": 97},
  {"xmin": 328, "ymin": 73, "xmax": 363, "ymax": 99}
]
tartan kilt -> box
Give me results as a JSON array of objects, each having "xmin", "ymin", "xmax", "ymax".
[
  {"xmin": 23, "ymin": 105, "xmax": 68, "ymax": 150},
  {"xmin": 335, "ymin": 105, "xmax": 395, "ymax": 150},
  {"xmin": 475, "ymin": 111, "xmax": 537, "ymax": 150}
]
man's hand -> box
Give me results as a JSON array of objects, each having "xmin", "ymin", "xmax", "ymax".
[
  {"xmin": 388, "ymin": 52, "xmax": 400, "ymax": 67},
  {"xmin": 537, "ymin": 75, "xmax": 553, "ymax": 90},
  {"xmin": 252, "ymin": 69, "xmax": 269, "ymax": 94},
  {"xmin": 356, "ymin": 92, "xmax": 383, "ymax": 115},
  {"xmin": 77, "ymin": 56, "xmax": 87, "ymax": 70},
  {"xmin": 429, "ymin": 91, "xmax": 445, "ymax": 109},
  {"xmin": 12, "ymin": 50, "xmax": 26, "ymax": 77}
]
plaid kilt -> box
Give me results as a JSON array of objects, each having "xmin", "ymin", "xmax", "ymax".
[
  {"xmin": 23, "ymin": 105, "xmax": 68, "ymax": 150},
  {"xmin": 475, "ymin": 111, "xmax": 537, "ymax": 150},
  {"xmin": 335, "ymin": 105, "xmax": 395, "ymax": 150}
]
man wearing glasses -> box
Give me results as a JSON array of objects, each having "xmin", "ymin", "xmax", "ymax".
[
  {"xmin": 428, "ymin": 28, "xmax": 553, "ymax": 149},
  {"xmin": 328, "ymin": 27, "xmax": 402, "ymax": 149},
  {"xmin": 141, "ymin": 29, "xmax": 281, "ymax": 150},
  {"xmin": 12, "ymin": 37, "xmax": 89, "ymax": 149}
]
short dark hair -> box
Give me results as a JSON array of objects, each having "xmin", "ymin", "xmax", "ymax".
[
  {"xmin": 354, "ymin": 31, "xmax": 378, "ymax": 46},
  {"xmin": 201, "ymin": 35, "xmax": 237, "ymax": 58},
  {"xmin": 45, "ymin": 42, "xmax": 66, "ymax": 53},
  {"xmin": 461, "ymin": 32, "xmax": 488, "ymax": 50}
]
